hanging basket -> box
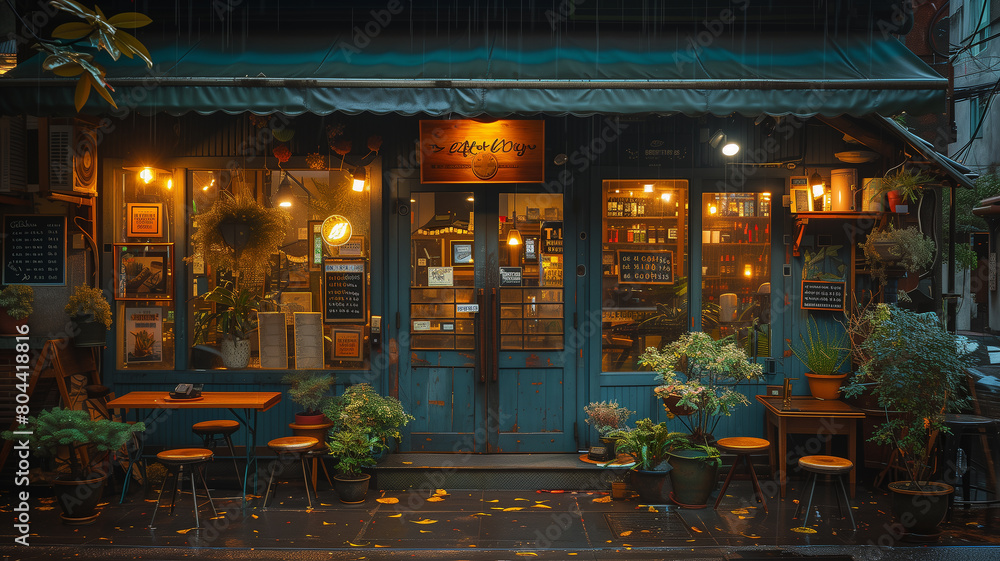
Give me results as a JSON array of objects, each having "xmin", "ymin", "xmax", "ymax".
[
  {"xmin": 217, "ymin": 220, "xmax": 251, "ymax": 252},
  {"xmin": 661, "ymin": 395, "xmax": 696, "ymax": 417}
]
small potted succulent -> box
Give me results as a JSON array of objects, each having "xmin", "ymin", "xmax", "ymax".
[
  {"xmin": 64, "ymin": 285, "xmax": 113, "ymax": 347},
  {"xmin": 583, "ymin": 400, "xmax": 634, "ymax": 461},
  {"xmin": 788, "ymin": 315, "xmax": 849, "ymax": 399},
  {"xmin": 870, "ymin": 167, "xmax": 935, "ymax": 212},
  {"xmin": 0, "ymin": 284, "xmax": 34, "ymax": 335}
]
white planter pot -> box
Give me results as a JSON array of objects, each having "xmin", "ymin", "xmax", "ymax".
[{"xmin": 221, "ymin": 338, "xmax": 250, "ymax": 369}]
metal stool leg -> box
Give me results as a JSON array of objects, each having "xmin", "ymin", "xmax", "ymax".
[
  {"xmin": 263, "ymin": 462, "xmax": 278, "ymax": 509},
  {"xmin": 746, "ymin": 455, "xmax": 768, "ymax": 514},
  {"xmin": 223, "ymin": 434, "xmax": 243, "ymax": 488},
  {"xmin": 196, "ymin": 464, "xmax": 218, "ymax": 518},
  {"xmin": 835, "ymin": 474, "xmax": 856, "ymax": 531},
  {"xmin": 149, "ymin": 467, "xmax": 173, "ymax": 528},
  {"xmin": 300, "ymin": 454, "xmax": 314, "ymax": 508},
  {"xmin": 190, "ymin": 466, "xmax": 200, "ymax": 528},
  {"xmin": 168, "ymin": 466, "xmax": 182, "ymax": 515},
  {"xmin": 714, "ymin": 453, "xmax": 742, "ymax": 510},
  {"xmin": 796, "ymin": 472, "xmax": 818, "ymax": 526}
]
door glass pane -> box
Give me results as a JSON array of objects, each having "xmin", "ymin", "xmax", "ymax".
[
  {"xmin": 701, "ymin": 192, "xmax": 771, "ymax": 358},
  {"xmin": 409, "ymin": 192, "xmax": 475, "ymax": 350},
  {"xmin": 498, "ymin": 193, "xmax": 564, "ymax": 350},
  {"xmin": 601, "ymin": 180, "xmax": 689, "ymax": 371}
]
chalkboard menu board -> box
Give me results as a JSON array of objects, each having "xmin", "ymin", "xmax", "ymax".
[
  {"xmin": 323, "ymin": 260, "xmax": 365, "ymax": 323},
  {"xmin": 801, "ymin": 281, "xmax": 846, "ymax": 311},
  {"xmin": 2, "ymin": 214, "xmax": 66, "ymax": 285},
  {"xmin": 617, "ymin": 250, "xmax": 673, "ymax": 284}
]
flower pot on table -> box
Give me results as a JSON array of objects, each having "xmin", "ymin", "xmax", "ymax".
[{"xmin": 804, "ymin": 372, "xmax": 849, "ymax": 400}]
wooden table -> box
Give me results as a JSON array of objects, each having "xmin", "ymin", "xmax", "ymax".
[
  {"xmin": 755, "ymin": 395, "xmax": 866, "ymax": 498},
  {"xmin": 107, "ymin": 391, "xmax": 282, "ymax": 507}
]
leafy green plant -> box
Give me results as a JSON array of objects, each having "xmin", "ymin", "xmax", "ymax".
[
  {"xmin": 788, "ymin": 315, "xmax": 848, "ymax": 376},
  {"xmin": 283, "ymin": 372, "xmax": 336, "ymax": 416},
  {"xmin": 2, "ymin": 408, "xmax": 144, "ymax": 479},
  {"xmin": 871, "ymin": 168, "xmax": 935, "ymax": 204},
  {"xmin": 326, "ymin": 425, "xmax": 379, "ymax": 477},
  {"xmin": 324, "ymin": 383, "xmax": 414, "ymax": 452},
  {"xmin": 955, "ymin": 244, "xmax": 979, "ymax": 271},
  {"xmin": 611, "ymin": 418, "xmax": 679, "ymax": 471},
  {"xmin": 64, "ymin": 284, "xmax": 112, "ymax": 329},
  {"xmin": 860, "ymin": 226, "xmax": 935, "ymax": 288},
  {"xmin": 583, "ymin": 400, "xmax": 634, "ymax": 437},
  {"xmin": 198, "ymin": 281, "xmax": 264, "ymax": 341},
  {"xmin": 664, "ymin": 433, "xmax": 722, "ymax": 468},
  {"xmin": 641, "ymin": 332, "xmax": 764, "ymax": 444},
  {"xmin": 0, "ymin": 285, "xmax": 34, "ymax": 319},
  {"xmin": 843, "ymin": 305, "xmax": 975, "ymax": 487}
]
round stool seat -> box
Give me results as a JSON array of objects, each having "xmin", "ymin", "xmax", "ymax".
[
  {"xmin": 799, "ymin": 455, "xmax": 853, "ymax": 474},
  {"xmin": 945, "ymin": 414, "xmax": 997, "ymax": 428},
  {"xmin": 716, "ymin": 437, "xmax": 770, "ymax": 453},
  {"xmin": 192, "ymin": 419, "xmax": 240, "ymax": 436},
  {"xmin": 157, "ymin": 448, "xmax": 214, "ymax": 465},
  {"xmin": 268, "ymin": 436, "xmax": 319, "ymax": 452}
]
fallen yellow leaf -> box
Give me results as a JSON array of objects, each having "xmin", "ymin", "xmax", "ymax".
[
  {"xmin": 730, "ymin": 508, "xmax": 749, "ymax": 515},
  {"xmin": 690, "ymin": 526, "xmax": 703, "ymax": 533},
  {"xmin": 419, "ymin": 530, "xmax": 432, "ymax": 533},
  {"xmin": 377, "ymin": 497, "xmax": 399, "ymax": 504},
  {"xmin": 503, "ymin": 507, "xmax": 524, "ymax": 511},
  {"xmin": 402, "ymin": 461, "xmax": 413, "ymax": 464},
  {"xmin": 514, "ymin": 498, "xmax": 529, "ymax": 501},
  {"xmin": 791, "ymin": 527, "xmax": 818, "ymax": 534},
  {"xmin": 515, "ymin": 553, "xmax": 538, "ymax": 557},
  {"xmin": 531, "ymin": 504, "xmax": 552, "ymax": 509},
  {"xmin": 388, "ymin": 513, "xmax": 402, "ymax": 518},
  {"xmin": 176, "ymin": 528, "xmax": 195, "ymax": 534},
  {"xmin": 485, "ymin": 499, "xmax": 499, "ymax": 503},
  {"xmin": 426, "ymin": 496, "xmax": 445, "ymax": 502},
  {"xmin": 648, "ymin": 506, "xmax": 656, "ymax": 512},
  {"xmin": 471, "ymin": 513, "xmax": 492, "ymax": 517},
  {"xmin": 348, "ymin": 542, "xmax": 365, "ymax": 547},
  {"xmin": 411, "ymin": 519, "xmax": 438, "ymax": 524},
  {"xmin": 434, "ymin": 489, "xmax": 449, "ymax": 496},
  {"xmin": 491, "ymin": 507, "xmax": 504, "ymax": 510},
  {"xmin": 741, "ymin": 532, "xmax": 762, "ymax": 539},
  {"xmin": 620, "ymin": 530, "xmax": 633, "ymax": 537},
  {"xmin": 593, "ymin": 496, "xmax": 612, "ymax": 503}
]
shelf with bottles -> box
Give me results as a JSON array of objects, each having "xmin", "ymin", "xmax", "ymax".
[{"xmin": 605, "ymin": 195, "xmax": 682, "ymax": 218}]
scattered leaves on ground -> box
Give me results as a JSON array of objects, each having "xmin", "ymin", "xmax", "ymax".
[
  {"xmin": 376, "ymin": 497, "xmax": 399, "ymax": 504},
  {"xmin": 791, "ymin": 527, "xmax": 818, "ymax": 534}
]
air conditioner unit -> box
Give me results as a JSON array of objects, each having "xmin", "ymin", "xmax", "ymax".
[
  {"xmin": 0, "ymin": 116, "xmax": 27, "ymax": 192},
  {"xmin": 47, "ymin": 122, "xmax": 97, "ymax": 195}
]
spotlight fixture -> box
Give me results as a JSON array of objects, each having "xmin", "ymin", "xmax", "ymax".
[
  {"xmin": 507, "ymin": 214, "xmax": 523, "ymax": 246},
  {"xmin": 810, "ymin": 171, "xmax": 825, "ymax": 197},
  {"xmin": 351, "ymin": 166, "xmax": 367, "ymax": 192},
  {"xmin": 708, "ymin": 129, "xmax": 726, "ymax": 149},
  {"xmin": 722, "ymin": 142, "xmax": 740, "ymax": 156},
  {"xmin": 139, "ymin": 167, "xmax": 154, "ymax": 183},
  {"xmin": 275, "ymin": 172, "xmax": 295, "ymax": 207}
]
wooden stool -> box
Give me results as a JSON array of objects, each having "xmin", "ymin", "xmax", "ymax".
[
  {"xmin": 192, "ymin": 420, "xmax": 242, "ymax": 487},
  {"xmin": 714, "ymin": 436, "xmax": 770, "ymax": 514},
  {"xmin": 264, "ymin": 436, "xmax": 319, "ymax": 509},
  {"xmin": 795, "ymin": 455, "xmax": 855, "ymax": 531},
  {"xmin": 150, "ymin": 448, "xmax": 216, "ymax": 529}
]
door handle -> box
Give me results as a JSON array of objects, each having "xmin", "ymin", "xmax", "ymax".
[
  {"xmin": 491, "ymin": 287, "xmax": 499, "ymax": 382},
  {"xmin": 478, "ymin": 289, "xmax": 487, "ymax": 383}
]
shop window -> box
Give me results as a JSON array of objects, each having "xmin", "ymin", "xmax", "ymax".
[
  {"xmin": 114, "ymin": 166, "xmax": 177, "ymax": 370},
  {"xmin": 186, "ymin": 168, "xmax": 372, "ymax": 370},
  {"xmin": 601, "ymin": 180, "xmax": 688, "ymax": 372},
  {"xmin": 701, "ymin": 192, "xmax": 771, "ymax": 358}
]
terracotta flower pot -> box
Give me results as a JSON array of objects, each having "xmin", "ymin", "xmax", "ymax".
[
  {"xmin": 661, "ymin": 395, "xmax": 695, "ymax": 417},
  {"xmin": 804, "ymin": 372, "xmax": 849, "ymax": 400},
  {"xmin": 886, "ymin": 190, "xmax": 905, "ymax": 213}
]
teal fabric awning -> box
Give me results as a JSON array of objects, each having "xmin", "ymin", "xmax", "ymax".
[{"xmin": 0, "ymin": 31, "xmax": 947, "ymax": 117}]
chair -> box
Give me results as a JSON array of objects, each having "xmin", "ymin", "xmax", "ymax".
[
  {"xmin": 150, "ymin": 448, "xmax": 216, "ymax": 529},
  {"xmin": 263, "ymin": 436, "xmax": 320, "ymax": 509},
  {"xmin": 192, "ymin": 419, "xmax": 243, "ymax": 487},
  {"xmin": 714, "ymin": 436, "xmax": 770, "ymax": 514},
  {"xmin": 794, "ymin": 455, "xmax": 855, "ymax": 531},
  {"xmin": 943, "ymin": 413, "xmax": 1000, "ymax": 507}
]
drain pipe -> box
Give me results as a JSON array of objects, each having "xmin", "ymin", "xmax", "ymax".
[{"xmin": 948, "ymin": 183, "xmax": 957, "ymax": 332}]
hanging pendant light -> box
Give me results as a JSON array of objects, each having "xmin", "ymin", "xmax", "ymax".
[
  {"xmin": 274, "ymin": 172, "xmax": 295, "ymax": 207},
  {"xmin": 351, "ymin": 166, "xmax": 367, "ymax": 192},
  {"xmin": 507, "ymin": 213, "xmax": 523, "ymax": 246}
]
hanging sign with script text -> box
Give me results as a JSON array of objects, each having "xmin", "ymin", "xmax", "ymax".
[{"xmin": 419, "ymin": 120, "xmax": 545, "ymax": 183}]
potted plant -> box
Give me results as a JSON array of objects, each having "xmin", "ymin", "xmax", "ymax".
[
  {"xmin": 583, "ymin": 400, "xmax": 634, "ymax": 461},
  {"xmin": 860, "ymin": 226, "xmax": 935, "ymax": 290},
  {"xmin": 2, "ymin": 408, "xmax": 144, "ymax": 524},
  {"xmin": 326, "ymin": 424, "xmax": 380, "ymax": 503},
  {"xmin": 283, "ymin": 372, "xmax": 336, "ymax": 424},
  {"xmin": 612, "ymin": 418, "xmax": 678, "ymax": 503},
  {"xmin": 198, "ymin": 280, "xmax": 264, "ymax": 368},
  {"xmin": 662, "ymin": 433, "xmax": 722, "ymax": 508},
  {"xmin": 188, "ymin": 191, "xmax": 289, "ymax": 277},
  {"xmin": 642, "ymin": 332, "xmax": 765, "ymax": 445},
  {"xmin": 844, "ymin": 304, "xmax": 975, "ymax": 537},
  {"xmin": 190, "ymin": 308, "xmax": 222, "ymax": 369},
  {"xmin": 324, "ymin": 383, "xmax": 414, "ymax": 462},
  {"xmin": 64, "ymin": 285, "xmax": 113, "ymax": 347},
  {"xmin": 0, "ymin": 284, "xmax": 34, "ymax": 335},
  {"xmin": 870, "ymin": 168, "xmax": 935, "ymax": 213},
  {"xmin": 788, "ymin": 315, "xmax": 849, "ymax": 399}
]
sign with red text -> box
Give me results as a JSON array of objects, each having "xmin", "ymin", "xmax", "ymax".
[{"xmin": 419, "ymin": 120, "xmax": 544, "ymax": 183}]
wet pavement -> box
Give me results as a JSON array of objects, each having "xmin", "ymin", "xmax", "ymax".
[{"xmin": 1, "ymin": 466, "xmax": 998, "ymax": 560}]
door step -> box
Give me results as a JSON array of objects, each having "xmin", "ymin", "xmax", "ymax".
[{"xmin": 375, "ymin": 453, "xmax": 633, "ymax": 491}]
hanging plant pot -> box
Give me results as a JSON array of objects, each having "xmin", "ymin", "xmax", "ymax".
[
  {"xmin": 661, "ymin": 395, "xmax": 696, "ymax": 417},
  {"xmin": 72, "ymin": 314, "xmax": 107, "ymax": 347},
  {"xmin": 217, "ymin": 220, "xmax": 251, "ymax": 252},
  {"xmin": 220, "ymin": 337, "xmax": 251, "ymax": 369}
]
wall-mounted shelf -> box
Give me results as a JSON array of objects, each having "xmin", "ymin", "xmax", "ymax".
[{"xmin": 791, "ymin": 211, "xmax": 888, "ymax": 256}]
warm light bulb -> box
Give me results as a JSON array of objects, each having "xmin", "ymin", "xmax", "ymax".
[
  {"xmin": 352, "ymin": 178, "xmax": 365, "ymax": 191},
  {"xmin": 467, "ymin": 196, "xmax": 475, "ymax": 202},
  {"xmin": 812, "ymin": 184, "xmax": 825, "ymax": 197},
  {"xmin": 722, "ymin": 143, "xmax": 740, "ymax": 156},
  {"xmin": 744, "ymin": 264, "xmax": 753, "ymax": 277},
  {"xmin": 709, "ymin": 205, "xmax": 717, "ymax": 215},
  {"xmin": 661, "ymin": 193, "xmax": 672, "ymax": 202},
  {"xmin": 139, "ymin": 168, "xmax": 154, "ymax": 183},
  {"xmin": 166, "ymin": 179, "xmax": 173, "ymax": 190},
  {"xmin": 644, "ymin": 184, "xmax": 654, "ymax": 193},
  {"xmin": 279, "ymin": 200, "xmax": 292, "ymax": 208},
  {"xmin": 507, "ymin": 228, "xmax": 523, "ymax": 246}
]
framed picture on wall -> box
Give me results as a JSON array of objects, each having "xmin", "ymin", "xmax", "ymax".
[
  {"xmin": 450, "ymin": 240, "xmax": 473, "ymax": 266},
  {"xmin": 308, "ymin": 220, "xmax": 325, "ymax": 271},
  {"xmin": 113, "ymin": 243, "xmax": 173, "ymax": 300},
  {"xmin": 126, "ymin": 203, "xmax": 164, "ymax": 238},
  {"xmin": 790, "ymin": 187, "xmax": 813, "ymax": 213}
]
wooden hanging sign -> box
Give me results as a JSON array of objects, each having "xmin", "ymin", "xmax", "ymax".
[{"xmin": 419, "ymin": 120, "xmax": 544, "ymax": 183}]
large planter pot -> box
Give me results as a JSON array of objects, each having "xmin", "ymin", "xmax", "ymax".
[
  {"xmin": 294, "ymin": 412, "xmax": 329, "ymax": 426},
  {"xmin": 220, "ymin": 337, "xmax": 251, "ymax": 369},
  {"xmin": 0, "ymin": 307, "xmax": 27, "ymax": 336},
  {"xmin": 661, "ymin": 395, "xmax": 695, "ymax": 417},
  {"xmin": 289, "ymin": 420, "xmax": 334, "ymax": 451},
  {"xmin": 630, "ymin": 469, "xmax": 671, "ymax": 503},
  {"xmin": 888, "ymin": 481, "xmax": 954, "ymax": 539},
  {"xmin": 667, "ymin": 449, "xmax": 720, "ymax": 508},
  {"xmin": 804, "ymin": 372, "xmax": 849, "ymax": 400},
  {"xmin": 53, "ymin": 472, "xmax": 108, "ymax": 525},
  {"xmin": 334, "ymin": 473, "xmax": 371, "ymax": 504},
  {"xmin": 72, "ymin": 315, "xmax": 107, "ymax": 347}
]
